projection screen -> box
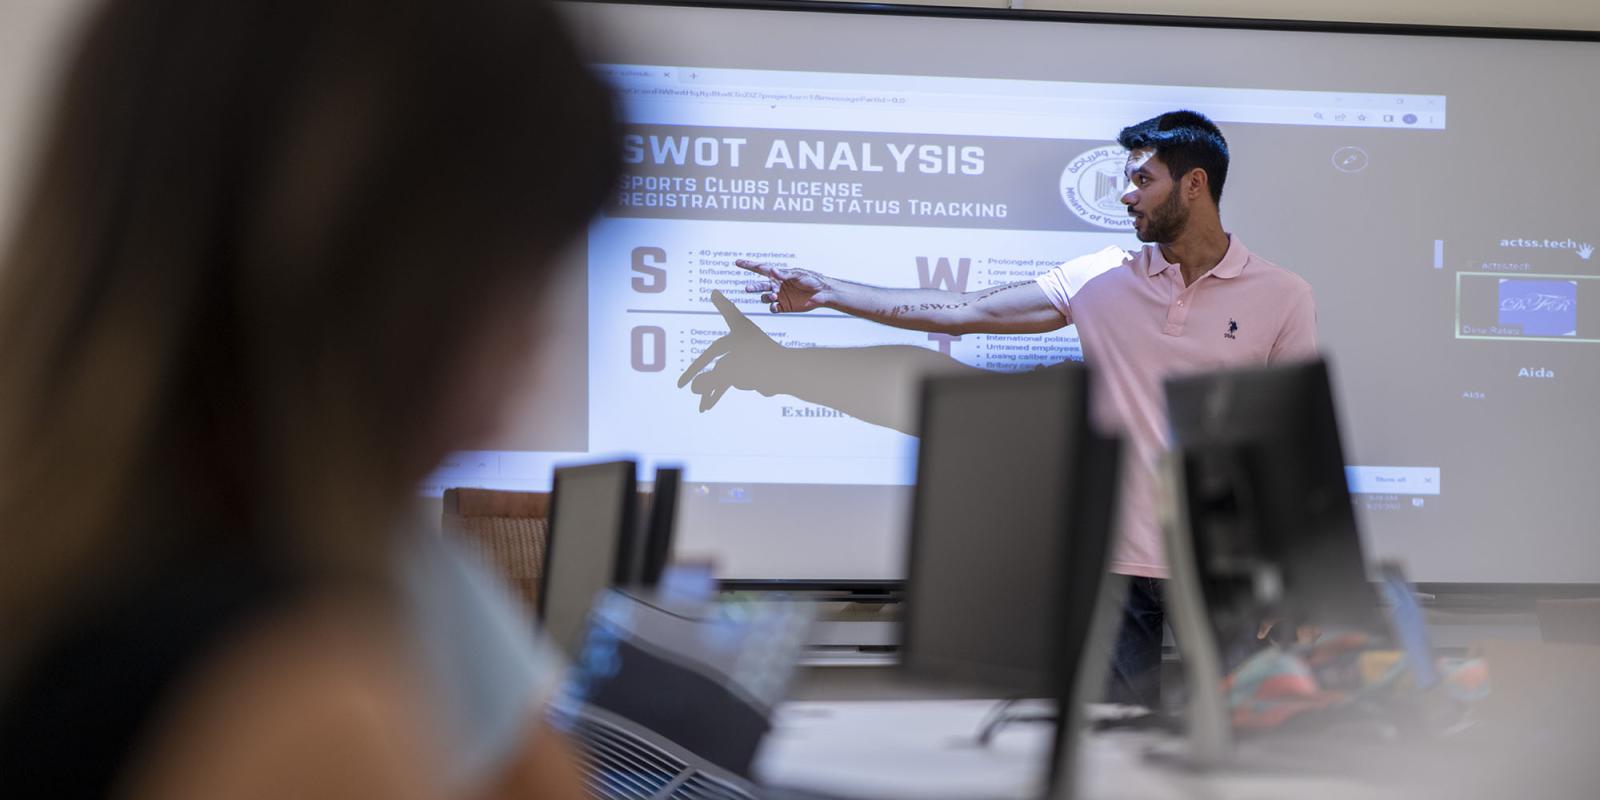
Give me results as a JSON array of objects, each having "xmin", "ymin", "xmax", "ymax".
[{"xmin": 424, "ymin": 1, "xmax": 1600, "ymax": 586}]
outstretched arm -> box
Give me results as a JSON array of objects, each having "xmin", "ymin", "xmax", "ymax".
[{"xmin": 738, "ymin": 259, "xmax": 1066, "ymax": 335}]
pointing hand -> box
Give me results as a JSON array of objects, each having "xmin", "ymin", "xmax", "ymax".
[{"xmin": 736, "ymin": 259, "xmax": 834, "ymax": 313}]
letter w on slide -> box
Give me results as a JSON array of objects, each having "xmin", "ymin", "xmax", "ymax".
[{"xmin": 916, "ymin": 257, "xmax": 972, "ymax": 292}]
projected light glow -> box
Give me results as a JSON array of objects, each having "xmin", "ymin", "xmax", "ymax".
[{"xmin": 426, "ymin": 3, "xmax": 1600, "ymax": 585}]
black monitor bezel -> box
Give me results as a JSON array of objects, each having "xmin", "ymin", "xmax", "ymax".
[
  {"xmin": 1165, "ymin": 358, "xmax": 1383, "ymax": 633},
  {"xmin": 539, "ymin": 459, "xmax": 641, "ymax": 635},
  {"xmin": 640, "ymin": 466, "xmax": 682, "ymax": 587},
  {"xmin": 897, "ymin": 364, "xmax": 1107, "ymax": 695}
]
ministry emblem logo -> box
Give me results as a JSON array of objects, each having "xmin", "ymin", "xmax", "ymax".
[{"xmin": 1060, "ymin": 146, "xmax": 1134, "ymax": 231}]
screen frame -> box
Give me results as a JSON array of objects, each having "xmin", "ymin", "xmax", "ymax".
[
  {"xmin": 639, "ymin": 466, "xmax": 681, "ymax": 587},
  {"xmin": 572, "ymin": 0, "xmax": 1600, "ymax": 594},
  {"xmin": 896, "ymin": 365, "xmax": 1097, "ymax": 694},
  {"xmin": 1165, "ymin": 358, "xmax": 1385, "ymax": 632},
  {"xmin": 571, "ymin": 0, "xmax": 1600, "ymax": 43},
  {"xmin": 539, "ymin": 459, "xmax": 640, "ymax": 655}
]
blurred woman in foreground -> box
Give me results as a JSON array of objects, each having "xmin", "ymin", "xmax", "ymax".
[{"xmin": 0, "ymin": 0, "xmax": 617, "ymax": 796}]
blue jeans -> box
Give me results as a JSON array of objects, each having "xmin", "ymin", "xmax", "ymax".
[{"xmin": 1106, "ymin": 576, "xmax": 1166, "ymax": 708}]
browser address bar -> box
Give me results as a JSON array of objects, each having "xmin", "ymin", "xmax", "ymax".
[
  {"xmin": 613, "ymin": 82, "xmax": 1444, "ymax": 130},
  {"xmin": 616, "ymin": 84, "xmax": 910, "ymax": 107}
]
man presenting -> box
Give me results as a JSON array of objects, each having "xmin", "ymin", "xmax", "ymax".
[{"xmin": 737, "ymin": 110, "xmax": 1318, "ymax": 707}]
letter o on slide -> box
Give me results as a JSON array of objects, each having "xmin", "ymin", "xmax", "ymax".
[
  {"xmin": 631, "ymin": 325, "xmax": 666, "ymax": 372},
  {"xmin": 695, "ymin": 138, "xmax": 719, "ymax": 166}
]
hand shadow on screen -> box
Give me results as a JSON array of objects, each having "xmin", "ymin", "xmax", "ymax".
[{"xmin": 676, "ymin": 290, "xmax": 981, "ymax": 435}]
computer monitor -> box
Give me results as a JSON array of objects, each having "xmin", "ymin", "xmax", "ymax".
[
  {"xmin": 899, "ymin": 363, "xmax": 1121, "ymax": 699},
  {"xmin": 540, "ymin": 460, "xmax": 639, "ymax": 657},
  {"xmin": 1165, "ymin": 358, "xmax": 1378, "ymax": 635},
  {"xmin": 1160, "ymin": 357, "xmax": 1380, "ymax": 764},
  {"xmin": 639, "ymin": 466, "xmax": 682, "ymax": 589}
]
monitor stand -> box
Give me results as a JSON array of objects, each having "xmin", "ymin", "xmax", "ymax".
[
  {"xmin": 1152, "ymin": 452, "xmax": 1235, "ymax": 768},
  {"xmin": 1043, "ymin": 572, "xmax": 1126, "ymax": 799}
]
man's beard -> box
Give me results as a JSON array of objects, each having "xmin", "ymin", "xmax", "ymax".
[{"xmin": 1135, "ymin": 189, "xmax": 1188, "ymax": 243}]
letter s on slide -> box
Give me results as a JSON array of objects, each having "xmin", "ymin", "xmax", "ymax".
[
  {"xmin": 960, "ymin": 146, "xmax": 984, "ymax": 175},
  {"xmin": 631, "ymin": 246, "xmax": 667, "ymax": 293}
]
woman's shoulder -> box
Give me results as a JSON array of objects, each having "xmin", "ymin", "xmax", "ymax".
[
  {"xmin": 0, "ymin": 562, "xmax": 443, "ymax": 800},
  {"xmin": 123, "ymin": 591, "xmax": 445, "ymax": 800}
]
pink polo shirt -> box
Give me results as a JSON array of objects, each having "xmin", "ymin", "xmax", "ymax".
[{"xmin": 1035, "ymin": 235, "xmax": 1318, "ymax": 578}]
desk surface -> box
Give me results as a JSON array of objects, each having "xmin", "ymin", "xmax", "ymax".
[{"xmin": 755, "ymin": 699, "xmax": 1406, "ymax": 800}]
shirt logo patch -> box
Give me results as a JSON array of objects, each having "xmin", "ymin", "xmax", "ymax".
[{"xmin": 1224, "ymin": 319, "xmax": 1239, "ymax": 340}]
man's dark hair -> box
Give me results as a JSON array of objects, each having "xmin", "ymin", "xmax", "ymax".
[{"xmin": 1117, "ymin": 110, "xmax": 1229, "ymax": 205}]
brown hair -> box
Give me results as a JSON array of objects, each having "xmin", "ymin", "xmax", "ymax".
[{"xmin": 0, "ymin": 0, "xmax": 618, "ymax": 657}]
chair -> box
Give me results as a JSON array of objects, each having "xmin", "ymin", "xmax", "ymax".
[
  {"xmin": 440, "ymin": 488, "xmax": 550, "ymax": 614},
  {"xmin": 440, "ymin": 484, "xmax": 664, "ymax": 617}
]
